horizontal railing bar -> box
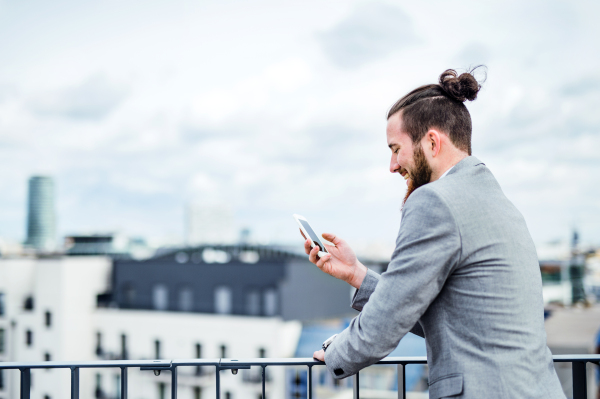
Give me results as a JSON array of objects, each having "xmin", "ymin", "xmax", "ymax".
[
  {"xmin": 1, "ymin": 355, "xmax": 599, "ymax": 370},
  {"xmin": 552, "ymin": 354, "xmax": 600, "ymax": 362},
  {"xmin": 0, "ymin": 360, "xmax": 172, "ymax": 369},
  {"xmin": 375, "ymin": 356, "xmax": 427, "ymax": 365}
]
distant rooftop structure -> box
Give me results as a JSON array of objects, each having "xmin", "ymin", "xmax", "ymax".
[{"xmin": 64, "ymin": 233, "xmax": 154, "ymax": 259}]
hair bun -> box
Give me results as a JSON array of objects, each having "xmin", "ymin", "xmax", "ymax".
[{"xmin": 439, "ymin": 67, "xmax": 483, "ymax": 102}]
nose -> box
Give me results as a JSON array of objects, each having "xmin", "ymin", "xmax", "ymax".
[{"xmin": 390, "ymin": 153, "xmax": 400, "ymax": 174}]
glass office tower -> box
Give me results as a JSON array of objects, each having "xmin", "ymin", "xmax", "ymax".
[{"xmin": 25, "ymin": 176, "xmax": 56, "ymax": 252}]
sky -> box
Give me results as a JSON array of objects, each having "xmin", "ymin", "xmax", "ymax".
[{"xmin": 0, "ymin": 0, "xmax": 599, "ymax": 255}]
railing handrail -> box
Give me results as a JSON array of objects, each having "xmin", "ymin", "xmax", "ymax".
[
  {"xmin": 1, "ymin": 354, "xmax": 598, "ymax": 369},
  {"xmin": 2, "ymin": 355, "xmax": 599, "ymax": 399}
]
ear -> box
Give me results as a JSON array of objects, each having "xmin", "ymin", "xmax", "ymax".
[{"xmin": 424, "ymin": 129, "xmax": 442, "ymax": 157}]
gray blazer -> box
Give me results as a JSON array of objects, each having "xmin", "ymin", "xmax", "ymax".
[{"xmin": 324, "ymin": 156, "xmax": 565, "ymax": 399}]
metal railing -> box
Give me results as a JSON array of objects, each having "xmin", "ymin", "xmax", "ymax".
[{"xmin": 0, "ymin": 354, "xmax": 598, "ymax": 399}]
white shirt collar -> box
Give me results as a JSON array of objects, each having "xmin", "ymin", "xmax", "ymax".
[{"xmin": 438, "ymin": 165, "xmax": 454, "ymax": 180}]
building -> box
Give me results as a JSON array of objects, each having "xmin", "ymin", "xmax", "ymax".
[
  {"xmin": 24, "ymin": 176, "xmax": 56, "ymax": 252},
  {"xmin": 64, "ymin": 233, "xmax": 154, "ymax": 260},
  {"xmin": 0, "ymin": 255, "xmax": 302, "ymax": 399},
  {"xmin": 0, "ymin": 244, "xmax": 368, "ymax": 399},
  {"xmin": 109, "ymin": 245, "xmax": 356, "ymax": 321}
]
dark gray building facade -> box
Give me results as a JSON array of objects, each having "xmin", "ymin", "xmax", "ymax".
[{"xmin": 109, "ymin": 245, "xmax": 364, "ymax": 321}]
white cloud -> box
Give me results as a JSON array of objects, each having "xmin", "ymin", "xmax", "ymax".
[
  {"xmin": 28, "ymin": 74, "xmax": 127, "ymax": 120},
  {"xmin": 318, "ymin": 2, "xmax": 417, "ymax": 68}
]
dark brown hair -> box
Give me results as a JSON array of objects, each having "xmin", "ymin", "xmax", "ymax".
[{"xmin": 387, "ymin": 67, "xmax": 484, "ymax": 155}]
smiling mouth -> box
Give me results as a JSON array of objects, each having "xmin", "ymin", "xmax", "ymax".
[{"xmin": 400, "ymin": 169, "xmax": 410, "ymax": 180}]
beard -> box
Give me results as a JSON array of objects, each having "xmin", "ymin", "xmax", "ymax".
[{"xmin": 402, "ymin": 145, "xmax": 433, "ymax": 207}]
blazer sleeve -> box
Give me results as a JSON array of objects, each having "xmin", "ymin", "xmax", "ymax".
[
  {"xmin": 324, "ymin": 186, "xmax": 461, "ymax": 378},
  {"xmin": 352, "ymin": 269, "xmax": 426, "ymax": 339}
]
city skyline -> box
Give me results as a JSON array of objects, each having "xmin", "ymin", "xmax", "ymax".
[{"xmin": 0, "ymin": 0, "xmax": 599, "ymax": 251}]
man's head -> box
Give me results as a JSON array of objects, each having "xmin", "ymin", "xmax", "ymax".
[{"xmin": 386, "ymin": 68, "xmax": 483, "ymax": 204}]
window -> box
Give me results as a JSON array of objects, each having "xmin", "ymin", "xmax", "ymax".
[
  {"xmin": 95, "ymin": 332, "xmax": 103, "ymax": 356},
  {"xmin": 26, "ymin": 329, "xmax": 33, "ymax": 346},
  {"xmin": 121, "ymin": 283, "xmax": 136, "ymax": 307},
  {"xmin": 120, "ymin": 334, "xmax": 128, "ymax": 360},
  {"xmin": 154, "ymin": 340, "xmax": 161, "ymax": 359},
  {"xmin": 45, "ymin": 311, "xmax": 52, "ymax": 327},
  {"xmin": 179, "ymin": 287, "xmax": 193, "ymax": 312},
  {"xmin": 245, "ymin": 290, "xmax": 260, "ymax": 316},
  {"xmin": 220, "ymin": 345, "xmax": 227, "ymax": 358},
  {"xmin": 263, "ymin": 289, "xmax": 278, "ymax": 316},
  {"xmin": 0, "ymin": 293, "xmax": 5, "ymax": 316},
  {"xmin": 44, "ymin": 352, "xmax": 51, "ymax": 361},
  {"xmin": 152, "ymin": 284, "xmax": 169, "ymax": 311},
  {"xmin": 0, "ymin": 329, "xmax": 4, "ymax": 354},
  {"xmin": 24, "ymin": 296, "xmax": 34, "ymax": 311},
  {"xmin": 193, "ymin": 386, "xmax": 202, "ymax": 399},
  {"xmin": 214, "ymin": 286, "xmax": 232, "ymax": 314}
]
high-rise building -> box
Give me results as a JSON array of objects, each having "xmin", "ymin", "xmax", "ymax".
[{"xmin": 25, "ymin": 176, "xmax": 56, "ymax": 252}]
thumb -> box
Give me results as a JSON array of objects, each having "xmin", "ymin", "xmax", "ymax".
[{"xmin": 322, "ymin": 232, "xmax": 343, "ymax": 246}]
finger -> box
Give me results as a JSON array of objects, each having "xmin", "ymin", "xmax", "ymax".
[
  {"xmin": 322, "ymin": 232, "xmax": 343, "ymax": 246},
  {"xmin": 313, "ymin": 349, "xmax": 325, "ymax": 362},
  {"xmin": 304, "ymin": 239, "xmax": 311, "ymax": 255},
  {"xmin": 315, "ymin": 253, "xmax": 331, "ymax": 269},
  {"xmin": 308, "ymin": 245, "xmax": 319, "ymax": 264}
]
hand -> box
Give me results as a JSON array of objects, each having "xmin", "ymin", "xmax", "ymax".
[
  {"xmin": 300, "ymin": 230, "xmax": 367, "ymax": 289},
  {"xmin": 313, "ymin": 349, "xmax": 325, "ymax": 362}
]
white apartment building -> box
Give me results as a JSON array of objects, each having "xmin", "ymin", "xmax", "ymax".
[{"xmin": 0, "ymin": 256, "xmax": 301, "ymax": 399}]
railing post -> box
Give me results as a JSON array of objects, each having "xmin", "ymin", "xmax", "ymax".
[
  {"xmin": 261, "ymin": 365, "xmax": 266, "ymax": 399},
  {"xmin": 121, "ymin": 367, "xmax": 128, "ymax": 399},
  {"xmin": 353, "ymin": 372, "xmax": 359, "ymax": 399},
  {"xmin": 20, "ymin": 368, "xmax": 31, "ymax": 399},
  {"xmin": 307, "ymin": 365, "xmax": 312, "ymax": 399},
  {"xmin": 171, "ymin": 366, "xmax": 177, "ymax": 399},
  {"xmin": 397, "ymin": 364, "xmax": 405, "ymax": 399},
  {"xmin": 572, "ymin": 361, "xmax": 587, "ymax": 399},
  {"xmin": 71, "ymin": 367, "xmax": 80, "ymax": 399}
]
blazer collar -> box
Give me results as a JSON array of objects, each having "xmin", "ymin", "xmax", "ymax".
[{"xmin": 446, "ymin": 156, "xmax": 484, "ymax": 177}]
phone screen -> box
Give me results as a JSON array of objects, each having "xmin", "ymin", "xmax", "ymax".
[{"xmin": 299, "ymin": 219, "xmax": 328, "ymax": 253}]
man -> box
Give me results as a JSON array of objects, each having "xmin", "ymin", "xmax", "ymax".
[{"xmin": 302, "ymin": 69, "xmax": 565, "ymax": 398}]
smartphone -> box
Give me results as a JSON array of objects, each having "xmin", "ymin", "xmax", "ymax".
[{"xmin": 293, "ymin": 214, "xmax": 329, "ymax": 257}]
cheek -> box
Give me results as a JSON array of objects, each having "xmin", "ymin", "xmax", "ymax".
[{"xmin": 397, "ymin": 150, "xmax": 408, "ymax": 165}]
